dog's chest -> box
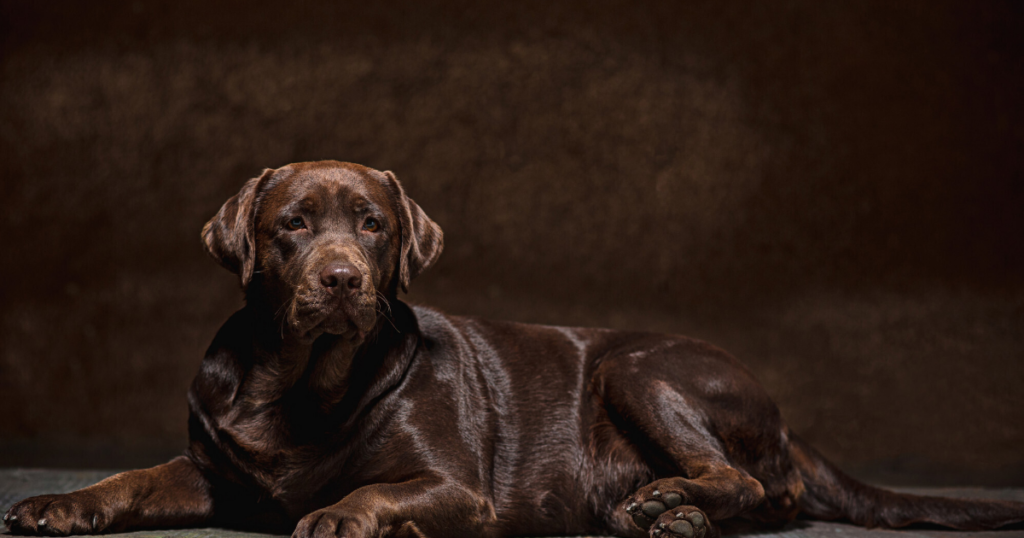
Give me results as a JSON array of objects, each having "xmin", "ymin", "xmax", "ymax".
[{"xmin": 212, "ymin": 400, "xmax": 349, "ymax": 500}]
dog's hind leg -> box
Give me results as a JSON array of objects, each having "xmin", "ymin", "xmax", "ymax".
[
  {"xmin": 594, "ymin": 344, "xmax": 801, "ymax": 538},
  {"xmin": 621, "ymin": 469, "xmax": 763, "ymax": 538}
]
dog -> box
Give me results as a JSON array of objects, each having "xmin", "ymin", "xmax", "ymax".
[{"xmin": 5, "ymin": 160, "xmax": 1024, "ymax": 538}]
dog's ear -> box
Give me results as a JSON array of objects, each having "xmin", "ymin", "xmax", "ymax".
[
  {"xmin": 201, "ymin": 168, "xmax": 276, "ymax": 288},
  {"xmin": 382, "ymin": 171, "xmax": 444, "ymax": 292}
]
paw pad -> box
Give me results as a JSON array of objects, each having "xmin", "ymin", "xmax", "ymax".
[
  {"xmin": 663, "ymin": 510, "xmax": 707, "ymax": 538},
  {"xmin": 642, "ymin": 499, "xmax": 666, "ymax": 517},
  {"xmin": 662, "ymin": 492, "xmax": 682, "ymax": 508},
  {"xmin": 625, "ymin": 488, "xmax": 688, "ymax": 531}
]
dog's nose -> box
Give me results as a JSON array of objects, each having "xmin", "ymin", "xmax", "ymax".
[{"xmin": 320, "ymin": 263, "xmax": 362, "ymax": 295}]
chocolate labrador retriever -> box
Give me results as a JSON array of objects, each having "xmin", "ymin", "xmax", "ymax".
[{"xmin": 5, "ymin": 161, "xmax": 1023, "ymax": 538}]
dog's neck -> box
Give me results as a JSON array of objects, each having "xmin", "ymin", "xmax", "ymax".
[
  {"xmin": 246, "ymin": 327, "xmax": 361, "ymax": 410},
  {"xmin": 239, "ymin": 296, "xmax": 410, "ymax": 413}
]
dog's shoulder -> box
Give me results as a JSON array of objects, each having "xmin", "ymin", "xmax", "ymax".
[
  {"xmin": 189, "ymin": 307, "xmax": 257, "ymax": 411},
  {"xmin": 406, "ymin": 304, "xmax": 589, "ymax": 352},
  {"xmin": 404, "ymin": 303, "xmax": 656, "ymax": 368}
]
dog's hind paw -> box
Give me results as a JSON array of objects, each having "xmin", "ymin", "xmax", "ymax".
[
  {"xmin": 624, "ymin": 487, "xmax": 684, "ymax": 530},
  {"xmin": 650, "ymin": 507, "xmax": 712, "ymax": 538}
]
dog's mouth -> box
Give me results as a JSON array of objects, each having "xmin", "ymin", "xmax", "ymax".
[{"xmin": 286, "ymin": 293, "xmax": 378, "ymax": 343}]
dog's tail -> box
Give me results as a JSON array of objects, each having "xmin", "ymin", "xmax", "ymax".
[{"xmin": 789, "ymin": 434, "xmax": 1024, "ymax": 530}]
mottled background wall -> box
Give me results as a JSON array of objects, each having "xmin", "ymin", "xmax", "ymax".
[{"xmin": 1, "ymin": 0, "xmax": 1022, "ymax": 485}]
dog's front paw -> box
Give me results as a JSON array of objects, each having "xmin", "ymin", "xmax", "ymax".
[
  {"xmin": 624, "ymin": 486, "xmax": 685, "ymax": 530},
  {"xmin": 4, "ymin": 493, "xmax": 112, "ymax": 536},
  {"xmin": 649, "ymin": 506, "xmax": 714, "ymax": 538},
  {"xmin": 292, "ymin": 507, "xmax": 372, "ymax": 538}
]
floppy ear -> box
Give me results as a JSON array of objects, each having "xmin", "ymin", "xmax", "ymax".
[
  {"xmin": 382, "ymin": 171, "xmax": 444, "ymax": 292},
  {"xmin": 201, "ymin": 168, "xmax": 276, "ymax": 288}
]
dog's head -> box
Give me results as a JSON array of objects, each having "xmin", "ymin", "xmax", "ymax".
[{"xmin": 201, "ymin": 161, "xmax": 443, "ymax": 342}]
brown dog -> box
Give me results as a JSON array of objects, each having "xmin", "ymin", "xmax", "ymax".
[{"xmin": 5, "ymin": 161, "xmax": 1024, "ymax": 538}]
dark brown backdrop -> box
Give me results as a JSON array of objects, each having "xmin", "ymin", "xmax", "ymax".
[{"xmin": 1, "ymin": 0, "xmax": 1022, "ymax": 486}]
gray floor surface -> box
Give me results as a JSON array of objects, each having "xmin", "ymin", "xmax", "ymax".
[{"xmin": 1, "ymin": 469, "xmax": 1022, "ymax": 538}]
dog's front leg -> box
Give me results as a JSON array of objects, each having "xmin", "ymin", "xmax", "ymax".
[
  {"xmin": 292, "ymin": 478, "xmax": 496, "ymax": 538},
  {"xmin": 4, "ymin": 456, "xmax": 214, "ymax": 536}
]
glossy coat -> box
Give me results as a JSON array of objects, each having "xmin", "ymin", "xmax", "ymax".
[{"xmin": 6, "ymin": 161, "xmax": 1024, "ymax": 538}]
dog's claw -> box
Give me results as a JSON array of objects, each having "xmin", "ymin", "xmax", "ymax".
[
  {"xmin": 38, "ymin": 518, "xmax": 47, "ymax": 527},
  {"xmin": 652, "ymin": 489, "xmax": 661, "ymax": 497}
]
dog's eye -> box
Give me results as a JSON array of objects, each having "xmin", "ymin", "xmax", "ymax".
[
  {"xmin": 287, "ymin": 217, "xmax": 306, "ymax": 230},
  {"xmin": 362, "ymin": 218, "xmax": 380, "ymax": 232}
]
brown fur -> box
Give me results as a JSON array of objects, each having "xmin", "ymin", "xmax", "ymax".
[{"xmin": 5, "ymin": 161, "xmax": 1023, "ymax": 538}]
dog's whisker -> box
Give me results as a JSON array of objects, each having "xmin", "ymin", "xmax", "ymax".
[
  {"xmin": 375, "ymin": 292, "xmax": 399, "ymax": 333},
  {"xmin": 375, "ymin": 291, "xmax": 393, "ymax": 315},
  {"xmin": 275, "ymin": 295, "xmax": 296, "ymax": 339}
]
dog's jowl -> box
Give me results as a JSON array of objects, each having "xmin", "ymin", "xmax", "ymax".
[{"xmin": 6, "ymin": 161, "xmax": 1024, "ymax": 538}]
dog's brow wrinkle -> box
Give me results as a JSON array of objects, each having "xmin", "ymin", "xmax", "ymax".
[{"xmin": 351, "ymin": 197, "xmax": 371, "ymax": 212}]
